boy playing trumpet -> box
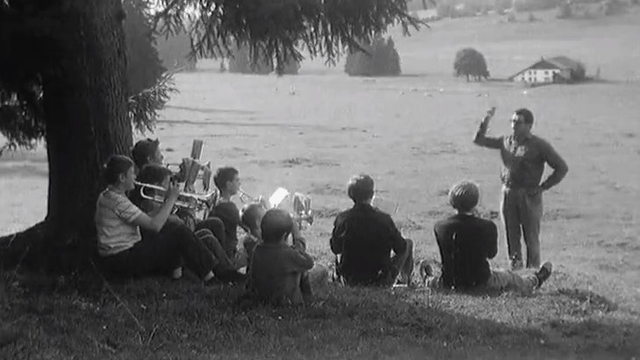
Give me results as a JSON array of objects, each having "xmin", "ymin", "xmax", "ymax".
[
  {"xmin": 248, "ymin": 209, "xmax": 328, "ymax": 305},
  {"xmin": 131, "ymin": 163, "xmax": 244, "ymax": 282},
  {"xmin": 95, "ymin": 155, "xmax": 219, "ymax": 283}
]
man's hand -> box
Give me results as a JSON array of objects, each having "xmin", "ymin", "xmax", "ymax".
[{"xmin": 482, "ymin": 107, "xmax": 496, "ymax": 125}]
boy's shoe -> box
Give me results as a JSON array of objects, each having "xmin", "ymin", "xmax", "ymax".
[
  {"xmin": 204, "ymin": 277, "xmax": 223, "ymax": 287},
  {"xmin": 419, "ymin": 260, "xmax": 433, "ymax": 285},
  {"xmin": 534, "ymin": 262, "xmax": 553, "ymax": 288},
  {"xmin": 172, "ymin": 267, "xmax": 183, "ymax": 280}
]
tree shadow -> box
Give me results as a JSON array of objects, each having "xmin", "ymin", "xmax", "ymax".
[{"xmin": 1, "ymin": 275, "xmax": 639, "ymax": 359}]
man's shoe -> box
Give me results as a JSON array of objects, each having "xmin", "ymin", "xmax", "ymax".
[
  {"xmin": 534, "ymin": 262, "xmax": 553, "ymax": 288},
  {"xmin": 510, "ymin": 258, "xmax": 524, "ymax": 271}
]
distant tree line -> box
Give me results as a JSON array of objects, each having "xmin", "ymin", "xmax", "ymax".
[{"xmin": 344, "ymin": 36, "xmax": 402, "ymax": 77}]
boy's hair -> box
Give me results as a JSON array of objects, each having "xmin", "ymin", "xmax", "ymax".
[
  {"xmin": 347, "ymin": 174, "xmax": 375, "ymax": 203},
  {"xmin": 213, "ymin": 167, "xmax": 239, "ymax": 191},
  {"xmin": 241, "ymin": 203, "xmax": 265, "ymax": 230},
  {"xmin": 261, "ymin": 209, "xmax": 293, "ymax": 243},
  {"xmin": 514, "ymin": 108, "xmax": 534, "ymax": 125},
  {"xmin": 448, "ymin": 180, "xmax": 480, "ymax": 213},
  {"xmin": 103, "ymin": 155, "xmax": 134, "ymax": 185},
  {"xmin": 131, "ymin": 138, "xmax": 160, "ymax": 170},
  {"xmin": 138, "ymin": 164, "xmax": 172, "ymax": 186}
]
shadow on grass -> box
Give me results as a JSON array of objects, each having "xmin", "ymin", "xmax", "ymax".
[{"xmin": 1, "ymin": 273, "xmax": 639, "ymax": 360}]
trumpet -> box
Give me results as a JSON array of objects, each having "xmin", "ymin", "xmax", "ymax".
[
  {"xmin": 238, "ymin": 188, "xmax": 266, "ymax": 204},
  {"xmin": 241, "ymin": 187, "xmax": 314, "ymax": 227},
  {"xmin": 135, "ymin": 181, "xmax": 218, "ymax": 212}
]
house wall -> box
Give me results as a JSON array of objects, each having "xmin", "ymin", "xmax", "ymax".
[{"xmin": 513, "ymin": 68, "xmax": 561, "ymax": 83}]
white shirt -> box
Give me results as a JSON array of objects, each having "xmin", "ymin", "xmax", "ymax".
[{"xmin": 95, "ymin": 187, "xmax": 143, "ymax": 256}]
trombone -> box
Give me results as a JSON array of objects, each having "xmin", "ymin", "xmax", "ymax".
[{"xmin": 134, "ymin": 181, "xmax": 218, "ymax": 214}]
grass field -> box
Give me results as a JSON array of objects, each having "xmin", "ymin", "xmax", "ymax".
[{"xmin": 1, "ymin": 9, "xmax": 640, "ymax": 360}]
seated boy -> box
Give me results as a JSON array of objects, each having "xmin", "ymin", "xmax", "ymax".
[
  {"xmin": 95, "ymin": 155, "xmax": 219, "ymax": 283},
  {"xmin": 132, "ymin": 163, "xmax": 243, "ymax": 282},
  {"xmin": 132, "ymin": 138, "xmax": 212, "ymax": 190},
  {"xmin": 240, "ymin": 203, "xmax": 267, "ymax": 264},
  {"xmin": 248, "ymin": 209, "xmax": 327, "ymax": 305},
  {"xmin": 423, "ymin": 180, "xmax": 552, "ymax": 293},
  {"xmin": 330, "ymin": 174, "xmax": 414, "ymax": 287},
  {"xmin": 208, "ymin": 166, "xmax": 244, "ymax": 260}
]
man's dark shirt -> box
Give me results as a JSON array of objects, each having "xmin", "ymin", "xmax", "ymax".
[
  {"xmin": 210, "ymin": 201, "xmax": 240, "ymax": 257},
  {"xmin": 474, "ymin": 125, "xmax": 568, "ymax": 190},
  {"xmin": 330, "ymin": 203, "xmax": 407, "ymax": 286},
  {"xmin": 433, "ymin": 214, "xmax": 498, "ymax": 289}
]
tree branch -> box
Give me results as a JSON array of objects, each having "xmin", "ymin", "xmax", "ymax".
[{"xmin": 154, "ymin": 0, "xmax": 424, "ymax": 66}]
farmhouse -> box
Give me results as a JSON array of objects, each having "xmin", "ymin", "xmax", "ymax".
[{"xmin": 509, "ymin": 56, "xmax": 583, "ymax": 84}]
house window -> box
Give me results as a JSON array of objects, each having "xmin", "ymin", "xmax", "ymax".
[{"xmin": 545, "ymin": 71, "xmax": 549, "ymax": 75}]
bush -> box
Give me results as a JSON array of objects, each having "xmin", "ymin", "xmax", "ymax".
[
  {"xmin": 123, "ymin": 0, "xmax": 176, "ymax": 133},
  {"xmin": 123, "ymin": 0, "xmax": 165, "ymax": 95},
  {"xmin": 227, "ymin": 44, "xmax": 300, "ymax": 75},
  {"xmin": 573, "ymin": 61, "xmax": 586, "ymax": 81},
  {"xmin": 603, "ymin": 0, "xmax": 627, "ymax": 15},
  {"xmin": 344, "ymin": 36, "xmax": 402, "ymax": 77},
  {"xmin": 513, "ymin": 0, "xmax": 561, "ymax": 11},
  {"xmin": 453, "ymin": 48, "xmax": 490, "ymax": 81},
  {"xmin": 228, "ymin": 45, "xmax": 272, "ymax": 74},
  {"xmin": 494, "ymin": 0, "xmax": 513, "ymax": 12},
  {"xmin": 155, "ymin": 30, "xmax": 197, "ymax": 72},
  {"xmin": 556, "ymin": 2, "xmax": 573, "ymax": 18},
  {"xmin": 436, "ymin": 2, "xmax": 455, "ymax": 17}
]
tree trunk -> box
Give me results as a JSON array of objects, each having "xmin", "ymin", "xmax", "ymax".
[{"xmin": 14, "ymin": 0, "xmax": 131, "ymax": 271}]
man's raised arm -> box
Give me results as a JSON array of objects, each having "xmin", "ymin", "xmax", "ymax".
[{"xmin": 473, "ymin": 107, "xmax": 503, "ymax": 149}]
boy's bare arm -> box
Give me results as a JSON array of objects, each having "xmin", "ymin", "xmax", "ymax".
[
  {"xmin": 133, "ymin": 182, "xmax": 179, "ymax": 232},
  {"xmin": 289, "ymin": 219, "xmax": 314, "ymax": 270},
  {"xmin": 291, "ymin": 218, "xmax": 307, "ymax": 252}
]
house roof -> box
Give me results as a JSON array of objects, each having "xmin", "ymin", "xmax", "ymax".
[{"xmin": 509, "ymin": 56, "xmax": 581, "ymax": 79}]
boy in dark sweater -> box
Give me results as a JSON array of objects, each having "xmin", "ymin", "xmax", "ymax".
[
  {"xmin": 249, "ymin": 209, "xmax": 327, "ymax": 305},
  {"xmin": 425, "ymin": 180, "xmax": 552, "ymax": 293},
  {"xmin": 330, "ymin": 174, "xmax": 414, "ymax": 287}
]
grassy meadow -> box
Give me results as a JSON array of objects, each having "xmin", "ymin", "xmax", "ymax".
[{"xmin": 1, "ymin": 9, "xmax": 640, "ymax": 360}]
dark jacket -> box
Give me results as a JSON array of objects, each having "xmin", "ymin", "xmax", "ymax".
[
  {"xmin": 434, "ymin": 214, "xmax": 498, "ymax": 289},
  {"xmin": 330, "ymin": 203, "xmax": 406, "ymax": 285}
]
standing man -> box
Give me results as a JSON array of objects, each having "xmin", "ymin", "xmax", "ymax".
[{"xmin": 473, "ymin": 108, "xmax": 568, "ymax": 270}]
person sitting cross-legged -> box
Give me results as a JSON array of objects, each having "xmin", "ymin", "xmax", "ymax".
[
  {"xmin": 95, "ymin": 155, "xmax": 219, "ymax": 284},
  {"xmin": 248, "ymin": 209, "xmax": 328, "ymax": 305},
  {"xmin": 423, "ymin": 180, "xmax": 552, "ymax": 293},
  {"xmin": 330, "ymin": 174, "xmax": 414, "ymax": 287}
]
